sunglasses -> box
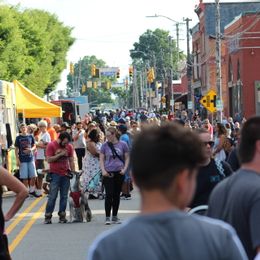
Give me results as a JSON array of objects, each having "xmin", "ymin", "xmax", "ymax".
[{"xmin": 203, "ymin": 141, "xmax": 215, "ymax": 147}]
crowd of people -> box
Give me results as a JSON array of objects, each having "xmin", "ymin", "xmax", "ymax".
[
  {"xmin": 88, "ymin": 114, "xmax": 260, "ymax": 260},
  {"xmin": 3, "ymin": 107, "xmax": 260, "ymax": 259},
  {"xmin": 12, "ymin": 109, "xmax": 244, "ymax": 224}
]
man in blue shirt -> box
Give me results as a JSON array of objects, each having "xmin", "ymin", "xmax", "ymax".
[{"xmin": 15, "ymin": 123, "xmax": 38, "ymax": 197}]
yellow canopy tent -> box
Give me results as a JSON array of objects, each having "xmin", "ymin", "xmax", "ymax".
[{"xmin": 14, "ymin": 80, "xmax": 62, "ymax": 118}]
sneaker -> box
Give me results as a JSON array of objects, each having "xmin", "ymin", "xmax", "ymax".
[
  {"xmin": 58, "ymin": 212, "xmax": 68, "ymax": 224},
  {"xmin": 29, "ymin": 191, "xmax": 41, "ymax": 198},
  {"xmin": 59, "ymin": 218, "xmax": 68, "ymax": 224},
  {"xmin": 44, "ymin": 218, "xmax": 52, "ymax": 224},
  {"xmin": 44, "ymin": 214, "xmax": 52, "ymax": 224},
  {"xmin": 105, "ymin": 217, "xmax": 111, "ymax": 225},
  {"xmin": 125, "ymin": 194, "xmax": 132, "ymax": 200},
  {"xmin": 112, "ymin": 216, "xmax": 121, "ymax": 224},
  {"xmin": 98, "ymin": 194, "xmax": 104, "ymax": 200},
  {"xmin": 88, "ymin": 194, "xmax": 98, "ymax": 200}
]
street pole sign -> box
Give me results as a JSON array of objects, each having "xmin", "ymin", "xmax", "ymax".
[
  {"xmin": 216, "ymin": 99, "xmax": 223, "ymax": 111},
  {"xmin": 188, "ymin": 101, "xmax": 193, "ymax": 110},
  {"xmin": 199, "ymin": 89, "xmax": 217, "ymax": 113},
  {"xmin": 99, "ymin": 67, "xmax": 119, "ymax": 77}
]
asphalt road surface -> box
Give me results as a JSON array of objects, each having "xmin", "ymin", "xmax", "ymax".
[{"xmin": 2, "ymin": 190, "xmax": 140, "ymax": 260}]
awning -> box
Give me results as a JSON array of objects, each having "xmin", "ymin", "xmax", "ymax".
[{"xmin": 14, "ymin": 80, "xmax": 62, "ymax": 118}]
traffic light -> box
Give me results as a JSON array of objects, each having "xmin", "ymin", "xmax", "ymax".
[
  {"xmin": 106, "ymin": 81, "xmax": 111, "ymax": 90},
  {"xmin": 82, "ymin": 84, "xmax": 86, "ymax": 93},
  {"xmin": 91, "ymin": 64, "xmax": 96, "ymax": 77},
  {"xmin": 129, "ymin": 66, "xmax": 133, "ymax": 78},
  {"xmin": 116, "ymin": 69, "xmax": 120, "ymax": 78},
  {"xmin": 94, "ymin": 68, "xmax": 100, "ymax": 78},
  {"xmin": 70, "ymin": 62, "xmax": 74, "ymax": 75},
  {"xmin": 147, "ymin": 67, "xmax": 155, "ymax": 83},
  {"xmin": 92, "ymin": 81, "xmax": 97, "ymax": 89}
]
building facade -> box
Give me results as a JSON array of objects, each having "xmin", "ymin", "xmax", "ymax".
[
  {"xmin": 191, "ymin": 0, "xmax": 260, "ymax": 119},
  {"xmin": 225, "ymin": 12, "xmax": 260, "ymax": 118}
]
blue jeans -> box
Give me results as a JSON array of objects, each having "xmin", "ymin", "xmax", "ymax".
[{"xmin": 45, "ymin": 173, "xmax": 70, "ymax": 215}]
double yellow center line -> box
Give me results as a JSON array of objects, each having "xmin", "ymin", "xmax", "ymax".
[{"xmin": 6, "ymin": 195, "xmax": 46, "ymax": 253}]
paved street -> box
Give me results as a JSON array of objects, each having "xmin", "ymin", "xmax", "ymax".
[{"xmin": 2, "ymin": 191, "xmax": 140, "ymax": 260}]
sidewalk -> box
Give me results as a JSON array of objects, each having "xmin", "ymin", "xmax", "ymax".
[{"xmin": 3, "ymin": 191, "xmax": 16, "ymax": 198}]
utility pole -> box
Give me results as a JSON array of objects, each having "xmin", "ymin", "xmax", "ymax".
[
  {"xmin": 144, "ymin": 66, "xmax": 148, "ymax": 110},
  {"xmin": 132, "ymin": 68, "xmax": 136, "ymax": 109},
  {"xmin": 139, "ymin": 70, "xmax": 143, "ymax": 108},
  {"xmin": 77, "ymin": 58, "xmax": 82, "ymax": 95},
  {"xmin": 133, "ymin": 66, "xmax": 139, "ymax": 109},
  {"xmin": 216, "ymin": 0, "xmax": 223, "ymax": 122},
  {"xmin": 184, "ymin": 17, "xmax": 193, "ymax": 115},
  {"xmin": 169, "ymin": 36, "xmax": 174, "ymax": 112},
  {"xmin": 176, "ymin": 23, "xmax": 180, "ymax": 65}
]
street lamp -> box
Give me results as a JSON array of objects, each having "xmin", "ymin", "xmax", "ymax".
[{"xmin": 146, "ymin": 14, "xmax": 182, "ymax": 112}]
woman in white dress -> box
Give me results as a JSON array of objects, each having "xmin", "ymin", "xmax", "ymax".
[
  {"xmin": 82, "ymin": 128, "xmax": 102, "ymax": 198},
  {"xmin": 213, "ymin": 123, "xmax": 227, "ymax": 161}
]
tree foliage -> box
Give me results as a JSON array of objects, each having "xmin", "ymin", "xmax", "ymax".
[
  {"xmin": 130, "ymin": 29, "xmax": 185, "ymax": 80},
  {"xmin": 111, "ymin": 86, "xmax": 129, "ymax": 108},
  {"xmin": 0, "ymin": 5, "xmax": 74, "ymax": 96}
]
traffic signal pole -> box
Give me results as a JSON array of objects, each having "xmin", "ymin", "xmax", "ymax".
[
  {"xmin": 216, "ymin": 0, "xmax": 223, "ymax": 122},
  {"xmin": 184, "ymin": 17, "xmax": 193, "ymax": 114}
]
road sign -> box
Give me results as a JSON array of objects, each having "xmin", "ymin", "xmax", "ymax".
[
  {"xmin": 216, "ymin": 99, "xmax": 223, "ymax": 111},
  {"xmin": 188, "ymin": 101, "xmax": 193, "ymax": 110},
  {"xmin": 200, "ymin": 90, "xmax": 217, "ymax": 113}
]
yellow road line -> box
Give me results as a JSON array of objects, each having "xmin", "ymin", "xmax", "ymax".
[
  {"xmin": 9, "ymin": 202, "xmax": 47, "ymax": 253},
  {"xmin": 6, "ymin": 196, "xmax": 45, "ymax": 235}
]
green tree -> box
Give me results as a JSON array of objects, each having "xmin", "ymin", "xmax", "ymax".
[
  {"xmin": 0, "ymin": 5, "xmax": 74, "ymax": 96},
  {"xmin": 130, "ymin": 29, "xmax": 185, "ymax": 81},
  {"xmin": 111, "ymin": 86, "xmax": 129, "ymax": 108}
]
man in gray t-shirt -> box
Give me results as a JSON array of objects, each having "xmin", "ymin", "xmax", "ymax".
[
  {"xmin": 88, "ymin": 123, "xmax": 246, "ymax": 260},
  {"xmin": 208, "ymin": 116, "xmax": 260, "ymax": 260}
]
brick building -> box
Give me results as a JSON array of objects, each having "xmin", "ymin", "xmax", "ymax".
[
  {"xmin": 191, "ymin": 0, "xmax": 260, "ymax": 118},
  {"xmin": 224, "ymin": 12, "xmax": 260, "ymax": 118}
]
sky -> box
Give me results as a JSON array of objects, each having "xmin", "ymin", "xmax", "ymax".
[{"xmin": 3, "ymin": 0, "xmax": 239, "ymax": 91}]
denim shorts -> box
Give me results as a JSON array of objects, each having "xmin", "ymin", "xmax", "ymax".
[{"xmin": 20, "ymin": 161, "xmax": 37, "ymax": 179}]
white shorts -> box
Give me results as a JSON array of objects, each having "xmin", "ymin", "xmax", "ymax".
[{"xmin": 20, "ymin": 161, "xmax": 37, "ymax": 179}]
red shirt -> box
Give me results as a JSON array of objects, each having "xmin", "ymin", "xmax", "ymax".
[{"xmin": 46, "ymin": 141, "xmax": 73, "ymax": 175}]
